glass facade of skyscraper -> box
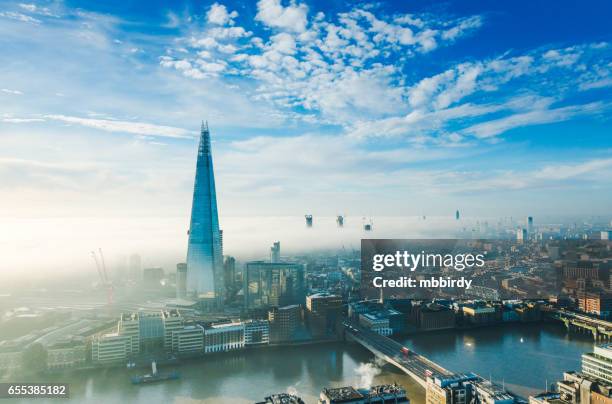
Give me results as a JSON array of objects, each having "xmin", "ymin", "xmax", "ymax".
[
  {"xmin": 244, "ymin": 261, "xmax": 305, "ymax": 310},
  {"xmin": 186, "ymin": 122, "xmax": 224, "ymax": 305}
]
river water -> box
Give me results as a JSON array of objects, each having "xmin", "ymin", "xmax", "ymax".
[{"xmin": 13, "ymin": 323, "xmax": 594, "ymax": 404}]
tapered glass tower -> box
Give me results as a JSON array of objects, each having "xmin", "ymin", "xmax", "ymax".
[{"xmin": 186, "ymin": 122, "xmax": 224, "ymax": 306}]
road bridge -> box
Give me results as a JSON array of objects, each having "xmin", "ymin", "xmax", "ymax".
[{"xmin": 344, "ymin": 322, "xmax": 452, "ymax": 388}]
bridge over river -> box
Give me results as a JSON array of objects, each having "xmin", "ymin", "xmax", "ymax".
[
  {"xmin": 546, "ymin": 308, "xmax": 612, "ymax": 340},
  {"xmin": 343, "ymin": 322, "xmax": 454, "ymax": 389}
]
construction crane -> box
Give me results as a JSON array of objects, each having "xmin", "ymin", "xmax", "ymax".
[{"xmin": 90, "ymin": 249, "xmax": 114, "ymax": 305}]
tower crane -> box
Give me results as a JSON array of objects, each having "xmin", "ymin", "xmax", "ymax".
[{"xmin": 90, "ymin": 249, "xmax": 114, "ymax": 305}]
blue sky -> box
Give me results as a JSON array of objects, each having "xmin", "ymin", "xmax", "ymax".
[{"xmin": 1, "ymin": 0, "xmax": 611, "ymax": 224}]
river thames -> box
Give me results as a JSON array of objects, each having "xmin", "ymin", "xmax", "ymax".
[{"xmin": 15, "ymin": 322, "xmax": 594, "ymax": 404}]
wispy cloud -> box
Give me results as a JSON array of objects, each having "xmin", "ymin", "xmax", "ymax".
[
  {"xmin": 2, "ymin": 117, "xmax": 44, "ymax": 123},
  {"xmin": 463, "ymin": 101, "xmax": 610, "ymax": 138},
  {"xmin": 1, "ymin": 88, "xmax": 24, "ymax": 95},
  {"xmin": 44, "ymin": 115, "xmax": 192, "ymax": 138},
  {"xmin": 0, "ymin": 10, "xmax": 40, "ymax": 24}
]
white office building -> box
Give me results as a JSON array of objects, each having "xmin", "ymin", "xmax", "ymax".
[
  {"xmin": 91, "ymin": 333, "xmax": 130, "ymax": 364},
  {"xmin": 204, "ymin": 322, "xmax": 245, "ymax": 353},
  {"xmin": 582, "ymin": 343, "xmax": 612, "ymax": 384},
  {"xmin": 171, "ymin": 325, "xmax": 204, "ymax": 355}
]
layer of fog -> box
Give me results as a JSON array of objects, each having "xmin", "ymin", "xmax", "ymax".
[{"xmin": 0, "ymin": 214, "xmax": 532, "ymax": 280}]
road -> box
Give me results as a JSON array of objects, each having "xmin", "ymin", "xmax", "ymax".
[{"xmin": 344, "ymin": 322, "xmax": 452, "ymax": 385}]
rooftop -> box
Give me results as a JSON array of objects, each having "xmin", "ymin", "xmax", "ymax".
[
  {"xmin": 308, "ymin": 292, "xmax": 340, "ymax": 299},
  {"xmin": 529, "ymin": 392, "xmax": 563, "ymax": 404},
  {"xmin": 209, "ymin": 321, "xmax": 243, "ymax": 329},
  {"xmin": 260, "ymin": 393, "xmax": 305, "ymax": 404},
  {"xmin": 321, "ymin": 386, "xmax": 363, "ymax": 401},
  {"xmin": 364, "ymin": 384, "xmax": 407, "ymax": 398}
]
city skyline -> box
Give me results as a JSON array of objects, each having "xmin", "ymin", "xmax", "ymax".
[{"xmin": 0, "ymin": 0, "xmax": 611, "ymax": 275}]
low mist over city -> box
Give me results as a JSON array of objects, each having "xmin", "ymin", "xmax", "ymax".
[{"xmin": 1, "ymin": 0, "xmax": 611, "ymax": 403}]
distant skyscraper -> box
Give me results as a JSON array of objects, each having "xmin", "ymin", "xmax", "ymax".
[
  {"xmin": 270, "ymin": 241, "xmax": 280, "ymax": 263},
  {"xmin": 517, "ymin": 228, "xmax": 528, "ymax": 242},
  {"xmin": 223, "ymin": 256, "xmax": 236, "ymax": 292},
  {"xmin": 244, "ymin": 261, "xmax": 305, "ymax": 310},
  {"xmin": 527, "ymin": 216, "xmax": 534, "ymax": 234},
  {"xmin": 455, "ymin": 210, "xmax": 460, "ymax": 220},
  {"xmin": 186, "ymin": 122, "xmax": 224, "ymax": 306},
  {"xmin": 176, "ymin": 263, "xmax": 187, "ymax": 299}
]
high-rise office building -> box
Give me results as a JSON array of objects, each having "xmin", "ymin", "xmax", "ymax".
[
  {"xmin": 527, "ymin": 216, "xmax": 534, "ymax": 234},
  {"xmin": 224, "ymin": 256, "xmax": 236, "ymax": 292},
  {"xmin": 268, "ymin": 304, "xmax": 301, "ymax": 342},
  {"xmin": 244, "ymin": 261, "xmax": 305, "ymax": 310},
  {"xmin": 270, "ymin": 242, "xmax": 281, "ymax": 263},
  {"xmin": 176, "ymin": 263, "xmax": 187, "ymax": 298},
  {"xmin": 186, "ymin": 122, "xmax": 224, "ymax": 306},
  {"xmin": 305, "ymin": 293, "xmax": 342, "ymax": 337}
]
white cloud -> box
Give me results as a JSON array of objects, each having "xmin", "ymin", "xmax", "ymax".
[
  {"xmin": 2, "ymin": 118, "xmax": 44, "ymax": 123},
  {"xmin": 442, "ymin": 16, "xmax": 482, "ymax": 40},
  {"xmin": 45, "ymin": 115, "xmax": 192, "ymax": 138},
  {"xmin": 463, "ymin": 101, "xmax": 608, "ymax": 138},
  {"xmin": 256, "ymin": 0, "xmax": 309, "ymax": 33},
  {"xmin": 445, "ymin": 157, "xmax": 612, "ymax": 193},
  {"xmin": 160, "ymin": 3, "xmax": 490, "ymax": 123},
  {"xmin": 407, "ymin": 55, "xmax": 535, "ymax": 111},
  {"xmin": 18, "ymin": 3, "xmax": 37, "ymax": 12},
  {"xmin": 270, "ymin": 32, "xmax": 296, "ymax": 54},
  {"xmin": 534, "ymin": 158, "xmax": 612, "ymax": 181},
  {"xmin": 1, "ymin": 88, "xmax": 24, "ymax": 95},
  {"xmin": 206, "ymin": 3, "xmax": 238, "ymax": 26},
  {"xmin": 0, "ymin": 11, "xmax": 40, "ymax": 24},
  {"xmin": 17, "ymin": 2, "xmax": 57, "ymax": 17},
  {"xmin": 347, "ymin": 94, "xmax": 573, "ymax": 143},
  {"xmin": 542, "ymin": 47, "xmax": 582, "ymax": 68}
]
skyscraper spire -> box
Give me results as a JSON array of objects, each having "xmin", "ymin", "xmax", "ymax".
[{"xmin": 186, "ymin": 121, "xmax": 224, "ymax": 307}]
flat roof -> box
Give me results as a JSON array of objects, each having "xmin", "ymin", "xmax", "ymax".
[{"xmin": 321, "ymin": 386, "xmax": 363, "ymax": 400}]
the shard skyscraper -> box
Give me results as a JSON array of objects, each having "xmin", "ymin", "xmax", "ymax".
[{"xmin": 186, "ymin": 122, "xmax": 224, "ymax": 307}]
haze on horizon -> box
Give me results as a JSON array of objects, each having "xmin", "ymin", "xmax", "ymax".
[{"xmin": 1, "ymin": 0, "xmax": 611, "ymax": 278}]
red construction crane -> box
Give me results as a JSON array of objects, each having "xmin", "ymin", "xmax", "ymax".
[{"xmin": 90, "ymin": 249, "xmax": 114, "ymax": 305}]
